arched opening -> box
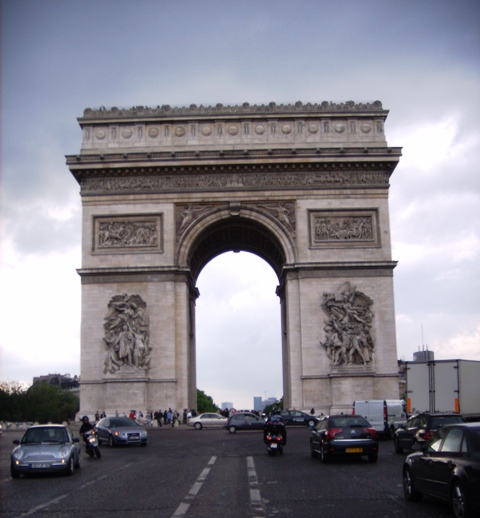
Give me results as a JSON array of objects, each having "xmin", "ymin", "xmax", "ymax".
[{"xmin": 196, "ymin": 251, "xmax": 282, "ymax": 410}]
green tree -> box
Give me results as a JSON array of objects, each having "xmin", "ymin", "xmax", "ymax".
[
  {"xmin": 23, "ymin": 383, "xmax": 79, "ymax": 423},
  {"xmin": 196, "ymin": 389, "xmax": 219, "ymax": 413},
  {"xmin": 0, "ymin": 381, "xmax": 28, "ymax": 421}
]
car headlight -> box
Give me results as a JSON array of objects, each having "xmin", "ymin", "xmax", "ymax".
[
  {"xmin": 12, "ymin": 448, "xmax": 23, "ymax": 460},
  {"xmin": 58, "ymin": 447, "xmax": 69, "ymax": 458}
]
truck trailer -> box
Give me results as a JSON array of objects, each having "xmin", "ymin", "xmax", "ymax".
[{"xmin": 405, "ymin": 359, "xmax": 480, "ymax": 419}]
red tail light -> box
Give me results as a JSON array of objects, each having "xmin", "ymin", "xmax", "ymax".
[
  {"xmin": 325, "ymin": 428, "xmax": 342, "ymax": 440},
  {"xmin": 364, "ymin": 428, "xmax": 378, "ymax": 439},
  {"xmin": 419, "ymin": 431, "xmax": 432, "ymax": 440}
]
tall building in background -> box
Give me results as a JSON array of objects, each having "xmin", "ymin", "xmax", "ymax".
[
  {"xmin": 253, "ymin": 397, "xmax": 262, "ymax": 411},
  {"xmin": 413, "ymin": 350, "xmax": 434, "ymax": 362},
  {"xmin": 221, "ymin": 402, "xmax": 233, "ymax": 410}
]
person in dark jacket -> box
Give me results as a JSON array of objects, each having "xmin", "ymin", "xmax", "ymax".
[{"xmin": 263, "ymin": 415, "xmax": 287, "ymax": 446}]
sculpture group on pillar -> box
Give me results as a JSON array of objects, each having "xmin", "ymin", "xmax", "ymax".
[
  {"xmin": 103, "ymin": 294, "xmax": 152, "ymax": 374},
  {"xmin": 319, "ymin": 282, "xmax": 374, "ymax": 366}
]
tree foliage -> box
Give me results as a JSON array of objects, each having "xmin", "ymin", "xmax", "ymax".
[
  {"xmin": 0, "ymin": 381, "xmax": 79, "ymax": 423},
  {"xmin": 196, "ymin": 389, "xmax": 219, "ymax": 413}
]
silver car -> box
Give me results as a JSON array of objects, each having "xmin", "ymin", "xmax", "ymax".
[
  {"xmin": 11, "ymin": 424, "xmax": 81, "ymax": 478},
  {"xmin": 187, "ymin": 413, "xmax": 228, "ymax": 430},
  {"xmin": 95, "ymin": 417, "xmax": 148, "ymax": 446}
]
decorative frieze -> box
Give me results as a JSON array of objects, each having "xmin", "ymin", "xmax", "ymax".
[
  {"xmin": 93, "ymin": 214, "xmax": 163, "ymax": 254},
  {"xmin": 309, "ymin": 209, "xmax": 379, "ymax": 249},
  {"xmin": 81, "ymin": 169, "xmax": 389, "ymax": 196}
]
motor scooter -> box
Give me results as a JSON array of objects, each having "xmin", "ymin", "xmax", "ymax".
[
  {"xmin": 83, "ymin": 429, "xmax": 102, "ymax": 459},
  {"xmin": 265, "ymin": 432, "xmax": 284, "ymax": 455}
]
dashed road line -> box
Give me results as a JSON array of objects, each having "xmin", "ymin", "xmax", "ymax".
[
  {"xmin": 247, "ymin": 456, "xmax": 266, "ymax": 517},
  {"xmin": 172, "ymin": 456, "xmax": 217, "ymax": 517}
]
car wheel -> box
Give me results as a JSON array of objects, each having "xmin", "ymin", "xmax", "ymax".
[
  {"xmin": 66, "ymin": 455, "xmax": 75, "ymax": 476},
  {"xmin": 228, "ymin": 426, "xmax": 236, "ymax": 434},
  {"xmin": 403, "ymin": 467, "xmax": 422, "ymax": 502},
  {"xmin": 394, "ymin": 436, "xmax": 403, "ymax": 454},
  {"xmin": 194, "ymin": 422, "xmax": 202, "ymax": 430},
  {"xmin": 308, "ymin": 419, "xmax": 315, "ymax": 427},
  {"xmin": 368, "ymin": 452, "xmax": 378, "ymax": 463},
  {"xmin": 74, "ymin": 453, "xmax": 80, "ymax": 469},
  {"xmin": 10, "ymin": 463, "xmax": 20, "ymax": 479},
  {"xmin": 141, "ymin": 442, "xmax": 147, "ymax": 447},
  {"xmin": 451, "ymin": 480, "xmax": 470, "ymax": 518},
  {"xmin": 320, "ymin": 445, "xmax": 329, "ymax": 464},
  {"xmin": 109, "ymin": 435, "xmax": 115, "ymax": 447},
  {"xmin": 310, "ymin": 441, "xmax": 317, "ymax": 458}
]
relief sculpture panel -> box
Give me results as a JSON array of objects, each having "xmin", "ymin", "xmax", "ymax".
[
  {"xmin": 103, "ymin": 294, "xmax": 152, "ymax": 375},
  {"xmin": 319, "ymin": 282, "xmax": 375, "ymax": 366},
  {"xmin": 309, "ymin": 209, "xmax": 379, "ymax": 248},
  {"xmin": 93, "ymin": 214, "xmax": 163, "ymax": 254}
]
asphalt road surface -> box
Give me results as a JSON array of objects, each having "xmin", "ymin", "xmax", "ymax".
[{"xmin": 1, "ymin": 425, "xmax": 452, "ymax": 517}]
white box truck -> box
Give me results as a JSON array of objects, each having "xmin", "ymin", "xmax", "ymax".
[
  {"xmin": 352, "ymin": 400, "xmax": 407, "ymax": 438},
  {"xmin": 405, "ymin": 359, "xmax": 480, "ymax": 419}
]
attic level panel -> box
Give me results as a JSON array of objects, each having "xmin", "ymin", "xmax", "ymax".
[{"xmin": 77, "ymin": 102, "xmax": 390, "ymax": 153}]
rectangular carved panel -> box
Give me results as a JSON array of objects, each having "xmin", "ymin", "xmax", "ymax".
[
  {"xmin": 308, "ymin": 209, "xmax": 379, "ymax": 249},
  {"xmin": 92, "ymin": 214, "xmax": 163, "ymax": 254}
]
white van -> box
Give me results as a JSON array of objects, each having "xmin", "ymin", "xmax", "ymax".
[{"xmin": 353, "ymin": 400, "xmax": 407, "ymax": 438}]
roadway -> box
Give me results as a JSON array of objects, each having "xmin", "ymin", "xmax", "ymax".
[{"xmin": 1, "ymin": 425, "xmax": 450, "ymax": 517}]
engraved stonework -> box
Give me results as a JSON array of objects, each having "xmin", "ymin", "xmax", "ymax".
[
  {"xmin": 103, "ymin": 294, "xmax": 152, "ymax": 374},
  {"xmin": 320, "ymin": 282, "xmax": 375, "ymax": 366},
  {"xmin": 309, "ymin": 210, "xmax": 379, "ymax": 249},
  {"xmin": 257, "ymin": 202, "xmax": 296, "ymax": 238},
  {"xmin": 81, "ymin": 170, "xmax": 389, "ymax": 195},
  {"xmin": 93, "ymin": 214, "xmax": 163, "ymax": 254},
  {"xmin": 175, "ymin": 204, "xmax": 215, "ymax": 240}
]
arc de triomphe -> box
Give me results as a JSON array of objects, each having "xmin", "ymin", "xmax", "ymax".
[{"xmin": 66, "ymin": 101, "xmax": 402, "ymax": 417}]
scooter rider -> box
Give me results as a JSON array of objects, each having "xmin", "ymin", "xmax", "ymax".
[
  {"xmin": 263, "ymin": 412, "xmax": 287, "ymax": 446},
  {"xmin": 80, "ymin": 415, "xmax": 94, "ymax": 442}
]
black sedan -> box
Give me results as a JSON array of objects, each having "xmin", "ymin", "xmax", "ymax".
[
  {"xmin": 279, "ymin": 410, "xmax": 318, "ymax": 427},
  {"xmin": 95, "ymin": 417, "xmax": 148, "ymax": 446},
  {"xmin": 225, "ymin": 412, "xmax": 265, "ymax": 433},
  {"xmin": 403, "ymin": 422, "xmax": 480, "ymax": 518},
  {"xmin": 310, "ymin": 414, "xmax": 379, "ymax": 463}
]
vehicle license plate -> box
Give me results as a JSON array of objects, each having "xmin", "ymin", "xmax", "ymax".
[
  {"xmin": 270, "ymin": 443, "xmax": 278, "ymax": 449},
  {"xmin": 30, "ymin": 463, "xmax": 51, "ymax": 469},
  {"xmin": 346, "ymin": 448, "xmax": 363, "ymax": 453}
]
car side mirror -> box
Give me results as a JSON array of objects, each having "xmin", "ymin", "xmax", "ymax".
[
  {"xmin": 13, "ymin": 439, "xmax": 20, "ymax": 445},
  {"xmin": 73, "ymin": 437, "xmax": 80, "ymax": 443}
]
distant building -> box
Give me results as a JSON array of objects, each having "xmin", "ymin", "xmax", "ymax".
[
  {"xmin": 221, "ymin": 402, "xmax": 233, "ymax": 410},
  {"xmin": 413, "ymin": 350, "xmax": 434, "ymax": 362},
  {"xmin": 253, "ymin": 396, "xmax": 277, "ymax": 411}
]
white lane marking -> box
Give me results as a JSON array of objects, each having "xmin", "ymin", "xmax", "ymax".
[
  {"xmin": 16, "ymin": 494, "xmax": 68, "ymax": 517},
  {"xmin": 247, "ymin": 456, "xmax": 266, "ymax": 517},
  {"xmin": 172, "ymin": 456, "xmax": 217, "ymax": 517}
]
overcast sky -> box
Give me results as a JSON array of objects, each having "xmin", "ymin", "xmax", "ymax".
[{"xmin": 1, "ymin": 0, "xmax": 479, "ymax": 410}]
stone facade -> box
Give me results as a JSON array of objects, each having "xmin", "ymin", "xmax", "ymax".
[{"xmin": 67, "ymin": 101, "xmax": 401, "ymax": 417}]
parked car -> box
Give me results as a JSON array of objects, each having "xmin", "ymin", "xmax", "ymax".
[
  {"xmin": 10, "ymin": 424, "xmax": 81, "ymax": 478},
  {"xmin": 225, "ymin": 412, "xmax": 265, "ymax": 433},
  {"xmin": 95, "ymin": 417, "xmax": 148, "ymax": 446},
  {"xmin": 394, "ymin": 412, "xmax": 466, "ymax": 453},
  {"xmin": 279, "ymin": 410, "xmax": 318, "ymax": 427},
  {"xmin": 403, "ymin": 422, "xmax": 480, "ymax": 518},
  {"xmin": 310, "ymin": 414, "xmax": 379, "ymax": 463},
  {"xmin": 187, "ymin": 413, "xmax": 227, "ymax": 430}
]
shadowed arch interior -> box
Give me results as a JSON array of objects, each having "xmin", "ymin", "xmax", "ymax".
[{"xmin": 188, "ymin": 217, "xmax": 286, "ymax": 282}]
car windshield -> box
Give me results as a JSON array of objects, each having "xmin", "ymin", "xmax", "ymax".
[
  {"xmin": 23, "ymin": 427, "xmax": 68, "ymax": 444},
  {"xmin": 109, "ymin": 418, "xmax": 138, "ymax": 428},
  {"xmin": 430, "ymin": 416, "xmax": 465, "ymax": 428},
  {"xmin": 470, "ymin": 429, "xmax": 480, "ymax": 452}
]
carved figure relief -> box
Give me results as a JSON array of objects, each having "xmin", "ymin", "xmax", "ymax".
[
  {"xmin": 309, "ymin": 210, "xmax": 379, "ymax": 249},
  {"xmin": 319, "ymin": 282, "xmax": 374, "ymax": 366},
  {"xmin": 176, "ymin": 204, "xmax": 215, "ymax": 240},
  {"xmin": 103, "ymin": 294, "xmax": 151, "ymax": 374},
  {"xmin": 258, "ymin": 202, "xmax": 296, "ymax": 238},
  {"xmin": 93, "ymin": 214, "xmax": 163, "ymax": 254}
]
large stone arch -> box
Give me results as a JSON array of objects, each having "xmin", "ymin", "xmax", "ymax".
[{"xmin": 67, "ymin": 101, "xmax": 402, "ymax": 417}]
